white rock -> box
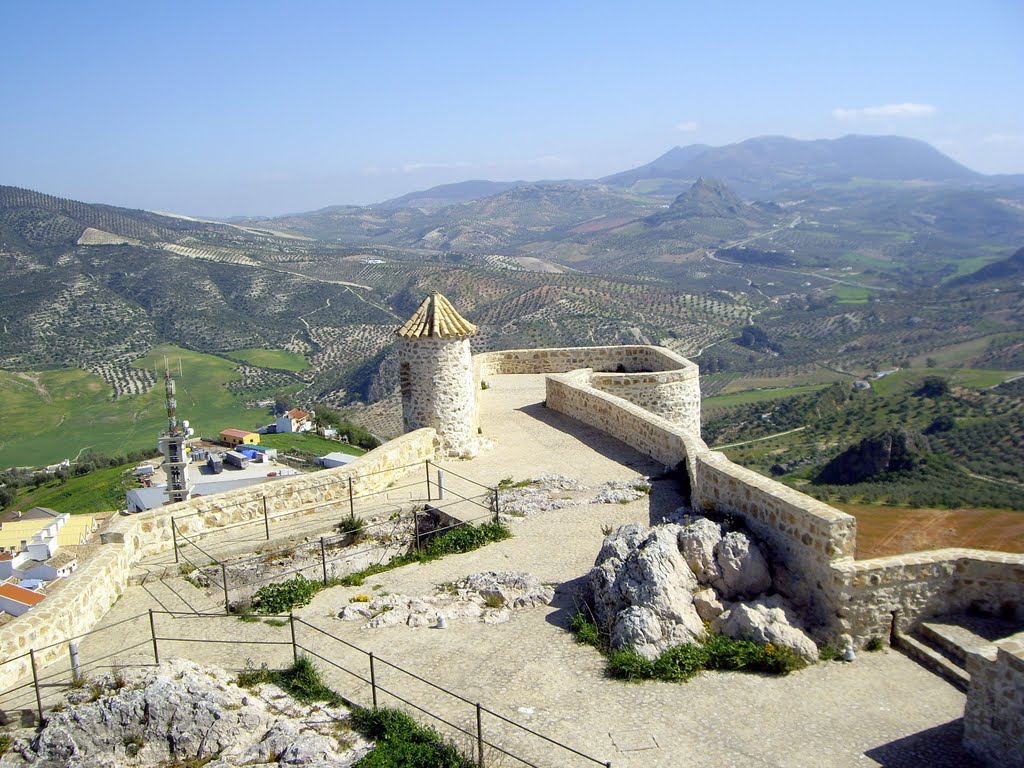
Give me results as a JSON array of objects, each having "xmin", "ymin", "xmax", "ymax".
[
  {"xmin": 712, "ymin": 531, "xmax": 772, "ymax": 599},
  {"xmin": 676, "ymin": 517, "xmax": 723, "ymax": 584},
  {"xmin": 692, "ymin": 587, "xmax": 725, "ymax": 622},
  {"xmin": 715, "ymin": 595, "xmax": 819, "ymax": 662}
]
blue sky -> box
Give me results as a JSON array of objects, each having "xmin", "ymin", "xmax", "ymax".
[{"xmin": 1, "ymin": 1, "xmax": 1021, "ymax": 216}]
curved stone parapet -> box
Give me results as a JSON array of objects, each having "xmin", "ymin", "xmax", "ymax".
[{"xmin": 475, "ymin": 345, "xmax": 701, "ymax": 435}]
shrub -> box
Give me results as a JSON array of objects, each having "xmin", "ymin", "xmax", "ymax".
[
  {"xmin": 606, "ymin": 649, "xmax": 656, "ymax": 681},
  {"xmin": 865, "ymin": 636, "xmax": 885, "ymax": 652},
  {"xmin": 0, "ymin": 735, "xmax": 12, "ymax": 757},
  {"xmin": 252, "ymin": 575, "xmax": 322, "ymax": 614},
  {"xmin": 338, "ymin": 514, "xmax": 365, "ymax": 544},
  {"xmin": 350, "ymin": 706, "xmax": 473, "ymax": 767},
  {"xmin": 237, "ymin": 657, "xmax": 342, "ymax": 706},
  {"xmin": 818, "ymin": 643, "xmax": 841, "ymax": 661},
  {"xmin": 568, "ymin": 611, "xmax": 606, "ymax": 650}
]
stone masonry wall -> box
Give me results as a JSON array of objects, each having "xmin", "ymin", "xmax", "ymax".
[
  {"xmin": 832, "ymin": 550, "xmax": 1024, "ymax": 642},
  {"xmin": 0, "ymin": 429, "xmax": 438, "ymax": 692},
  {"xmin": 545, "ymin": 370, "xmax": 855, "ymax": 630},
  {"xmin": 964, "ymin": 633, "xmax": 1024, "ymax": 766},
  {"xmin": 696, "ymin": 450, "xmax": 857, "ymax": 628},
  {"xmin": 476, "ymin": 346, "xmax": 701, "ymax": 433},
  {"xmin": 400, "ymin": 337, "xmax": 477, "ymax": 456}
]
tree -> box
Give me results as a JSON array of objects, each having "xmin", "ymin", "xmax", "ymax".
[
  {"xmin": 0, "ymin": 486, "xmax": 16, "ymax": 510},
  {"xmin": 916, "ymin": 376, "xmax": 950, "ymax": 398}
]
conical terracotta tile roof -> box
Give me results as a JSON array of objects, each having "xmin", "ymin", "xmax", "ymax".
[{"xmin": 396, "ymin": 291, "xmax": 477, "ymax": 339}]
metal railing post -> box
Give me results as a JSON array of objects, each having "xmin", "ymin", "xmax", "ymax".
[
  {"xmin": 220, "ymin": 563, "xmax": 230, "ymax": 614},
  {"xmin": 263, "ymin": 495, "xmax": 270, "ymax": 540},
  {"xmin": 348, "ymin": 478, "xmax": 354, "ymax": 517},
  {"xmin": 413, "ymin": 512, "xmax": 420, "ymax": 551},
  {"xmin": 425, "ymin": 460, "xmax": 432, "ymax": 501},
  {"xmin": 29, "ymin": 649, "xmax": 43, "ymax": 725},
  {"xmin": 149, "ymin": 609, "xmax": 160, "ymax": 665},
  {"xmin": 171, "ymin": 518, "xmax": 180, "ymax": 564},
  {"xmin": 290, "ymin": 612, "xmax": 298, "ymax": 662},
  {"xmin": 320, "ymin": 537, "xmax": 328, "ymax": 585},
  {"xmin": 492, "ymin": 489, "xmax": 499, "ymax": 523},
  {"xmin": 369, "ymin": 652, "xmax": 378, "ymax": 709},
  {"xmin": 476, "ymin": 702, "xmax": 485, "ymax": 768},
  {"xmin": 69, "ymin": 642, "xmax": 81, "ymax": 680}
]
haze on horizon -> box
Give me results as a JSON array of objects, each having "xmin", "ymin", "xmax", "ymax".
[{"xmin": 1, "ymin": 1, "xmax": 1022, "ymax": 218}]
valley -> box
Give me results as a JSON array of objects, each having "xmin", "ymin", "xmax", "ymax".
[{"xmin": 1, "ymin": 134, "xmax": 1022, "ymax": 532}]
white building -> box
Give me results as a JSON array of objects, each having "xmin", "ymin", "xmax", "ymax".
[
  {"xmin": 318, "ymin": 452, "xmax": 359, "ymax": 469},
  {"xmin": 0, "ymin": 583, "xmax": 46, "ymax": 617},
  {"xmin": 276, "ymin": 408, "xmax": 314, "ymax": 434}
]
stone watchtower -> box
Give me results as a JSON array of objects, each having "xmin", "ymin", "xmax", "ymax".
[{"xmin": 396, "ymin": 292, "xmax": 479, "ymax": 457}]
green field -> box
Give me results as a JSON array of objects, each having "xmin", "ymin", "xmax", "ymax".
[
  {"xmin": 949, "ymin": 254, "xmax": 1002, "ymax": 279},
  {"xmin": 10, "ymin": 462, "xmax": 141, "ymax": 515},
  {"xmin": 703, "ymin": 383, "xmax": 831, "ymax": 413},
  {"xmin": 868, "ymin": 367, "xmax": 1021, "ymax": 397},
  {"xmin": 909, "ymin": 333, "xmax": 1024, "ymax": 369},
  {"xmin": 260, "ymin": 432, "xmax": 365, "ymax": 457},
  {"xmin": 226, "ymin": 348, "xmax": 310, "ymax": 372},
  {"xmin": 0, "ymin": 344, "xmax": 266, "ymax": 469},
  {"xmin": 831, "ymin": 284, "xmax": 870, "ymax": 304}
]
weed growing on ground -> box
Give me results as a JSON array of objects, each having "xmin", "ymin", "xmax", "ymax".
[
  {"xmin": 570, "ymin": 610, "xmax": 807, "ymax": 682},
  {"xmin": 252, "ymin": 575, "xmax": 322, "ymax": 614},
  {"xmin": 0, "ymin": 735, "xmax": 12, "ymax": 757},
  {"xmin": 235, "ymin": 657, "xmax": 342, "ymax": 706},
  {"xmin": 262, "ymin": 618, "xmax": 289, "ymax": 628},
  {"xmin": 569, "ymin": 610, "xmax": 607, "ymax": 650},
  {"xmin": 497, "ymin": 477, "xmax": 531, "ymax": 490},
  {"xmin": 349, "ymin": 706, "xmax": 474, "ymax": 768},
  {"xmin": 865, "ymin": 636, "xmax": 885, "ymax": 652},
  {"xmin": 337, "ymin": 514, "xmax": 366, "ymax": 544},
  {"xmin": 818, "ymin": 643, "xmax": 841, "ymax": 661},
  {"xmin": 340, "ymin": 522, "xmax": 512, "ymax": 587},
  {"xmin": 122, "ymin": 733, "xmax": 144, "ymax": 757},
  {"xmin": 482, "ymin": 593, "xmax": 505, "ymax": 609}
]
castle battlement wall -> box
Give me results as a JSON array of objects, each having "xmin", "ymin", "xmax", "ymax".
[
  {"xmin": 0, "ymin": 429, "xmax": 438, "ymax": 691},
  {"xmin": 476, "ymin": 346, "xmax": 700, "ymax": 433}
]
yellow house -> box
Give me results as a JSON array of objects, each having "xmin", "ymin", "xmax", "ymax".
[{"xmin": 219, "ymin": 429, "xmax": 260, "ymax": 448}]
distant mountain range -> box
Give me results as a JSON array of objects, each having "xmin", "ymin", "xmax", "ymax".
[{"xmin": 373, "ymin": 135, "xmax": 1009, "ymax": 209}]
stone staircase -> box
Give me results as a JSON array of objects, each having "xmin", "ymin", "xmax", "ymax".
[{"xmin": 894, "ymin": 615, "xmax": 1021, "ymax": 692}]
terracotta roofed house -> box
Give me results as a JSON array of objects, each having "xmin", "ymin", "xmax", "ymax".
[
  {"xmin": 0, "ymin": 583, "xmax": 46, "ymax": 617},
  {"xmin": 275, "ymin": 408, "xmax": 313, "ymax": 434}
]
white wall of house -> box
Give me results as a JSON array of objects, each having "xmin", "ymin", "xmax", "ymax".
[{"xmin": 0, "ymin": 595, "xmax": 36, "ymax": 617}]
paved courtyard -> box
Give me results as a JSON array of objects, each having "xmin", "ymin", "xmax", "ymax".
[{"xmin": 14, "ymin": 374, "xmax": 980, "ymax": 767}]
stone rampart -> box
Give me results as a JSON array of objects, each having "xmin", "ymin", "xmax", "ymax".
[
  {"xmin": 832, "ymin": 550, "xmax": 1024, "ymax": 642},
  {"xmin": 964, "ymin": 633, "xmax": 1024, "ymax": 766},
  {"xmin": 545, "ymin": 369, "xmax": 706, "ymax": 486},
  {"xmin": 0, "ymin": 429, "xmax": 438, "ymax": 692},
  {"xmin": 476, "ymin": 346, "xmax": 701, "ymax": 433},
  {"xmin": 696, "ymin": 450, "xmax": 857, "ymax": 626}
]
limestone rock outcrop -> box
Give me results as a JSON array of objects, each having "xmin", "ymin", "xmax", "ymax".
[
  {"xmin": 338, "ymin": 571, "xmax": 554, "ymax": 629},
  {"xmin": 2, "ymin": 659, "xmax": 367, "ymax": 768},
  {"xmin": 588, "ymin": 515, "xmax": 817, "ymax": 661},
  {"xmin": 713, "ymin": 595, "xmax": 819, "ymax": 662}
]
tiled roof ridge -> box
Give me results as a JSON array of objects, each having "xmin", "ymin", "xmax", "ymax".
[{"xmin": 396, "ymin": 291, "xmax": 477, "ymax": 339}]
